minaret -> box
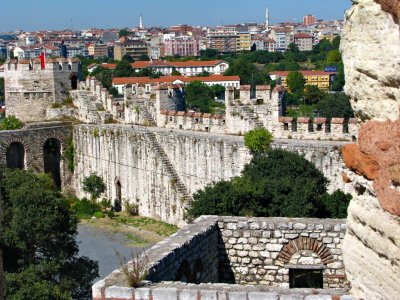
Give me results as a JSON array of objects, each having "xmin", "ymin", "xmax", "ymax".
[
  {"xmin": 139, "ymin": 14, "xmax": 144, "ymax": 29},
  {"xmin": 265, "ymin": 7, "xmax": 269, "ymax": 28}
]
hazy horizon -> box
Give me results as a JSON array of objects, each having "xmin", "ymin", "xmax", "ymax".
[{"xmin": 0, "ymin": 0, "xmax": 351, "ymax": 32}]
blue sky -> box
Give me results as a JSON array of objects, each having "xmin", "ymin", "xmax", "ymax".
[{"xmin": 0, "ymin": 0, "xmax": 351, "ymax": 32}]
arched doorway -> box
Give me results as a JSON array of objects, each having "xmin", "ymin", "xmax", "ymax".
[
  {"xmin": 114, "ymin": 180, "xmax": 122, "ymax": 212},
  {"xmin": 43, "ymin": 138, "xmax": 61, "ymax": 188},
  {"xmin": 6, "ymin": 142, "xmax": 25, "ymax": 169},
  {"xmin": 70, "ymin": 75, "xmax": 78, "ymax": 90}
]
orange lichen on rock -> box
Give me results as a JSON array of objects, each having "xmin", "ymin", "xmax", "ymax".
[
  {"xmin": 342, "ymin": 144, "xmax": 379, "ymax": 180},
  {"xmin": 375, "ymin": 0, "xmax": 400, "ymax": 22},
  {"xmin": 343, "ymin": 120, "xmax": 400, "ymax": 216}
]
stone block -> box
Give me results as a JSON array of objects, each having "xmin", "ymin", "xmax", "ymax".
[
  {"xmin": 280, "ymin": 295, "xmax": 303, "ymax": 300},
  {"xmin": 179, "ymin": 289, "xmax": 198, "ymax": 300},
  {"xmin": 248, "ymin": 292, "xmax": 278, "ymax": 300},
  {"xmin": 293, "ymin": 223, "xmax": 307, "ymax": 230},
  {"xmin": 105, "ymin": 286, "xmax": 134, "ymax": 299},
  {"xmin": 134, "ymin": 287, "xmax": 152, "ymax": 300},
  {"xmin": 265, "ymin": 244, "xmax": 283, "ymax": 252},
  {"xmin": 304, "ymin": 296, "xmax": 332, "ymax": 300},
  {"xmin": 228, "ymin": 291, "xmax": 247, "ymax": 300},
  {"xmin": 201, "ymin": 290, "xmax": 218, "ymax": 300},
  {"xmin": 152, "ymin": 287, "xmax": 177, "ymax": 300}
]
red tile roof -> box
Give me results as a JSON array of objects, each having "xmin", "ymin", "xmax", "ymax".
[
  {"xmin": 112, "ymin": 75, "xmax": 240, "ymax": 85},
  {"xmin": 294, "ymin": 33, "xmax": 314, "ymax": 39}
]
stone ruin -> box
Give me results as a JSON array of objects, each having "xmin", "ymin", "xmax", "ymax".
[{"xmin": 93, "ymin": 216, "xmax": 350, "ymax": 300}]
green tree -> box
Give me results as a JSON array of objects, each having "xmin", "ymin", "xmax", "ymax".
[
  {"xmin": 304, "ymin": 85, "xmax": 324, "ymax": 105},
  {"xmin": 121, "ymin": 54, "xmax": 134, "ymax": 63},
  {"xmin": 316, "ymin": 93, "xmax": 354, "ymax": 119},
  {"xmin": 326, "ymin": 50, "xmax": 342, "ymax": 66},
  {"xmin": 118, "ymin": 29, "xmax": 130, "ymax": 38},
  {"xmin": 1, "ymin": 169, "xmax": 98, "ymax": 299},
  {"xmin": 82, "ymin": 173, "xmax": 106, "ymax": 201},
  {"xmin": 0, "ymin": 115, "xmax": 22, "ymax": 130},
  {"xmin": 287, "ymin": 43, "xmax": 300, "ymax": 53},
  {"xmin": 114, "ymin": 60, "xmax": 134, "ymax": 77},
  {"xmin": 244, "ymin": 128, "xmax": 273, "ymax": 155},
  {"xmin": 286, "ymin": 71, "xmax": 306, "ymax": 94},
  {"xmin": 186, "ymin": 149, "xmax": 352, "ymax": 220},
  {"xmin": 139, "ymin": 54, "xmax": 150, "ymax": 61},
  {"xmin": 332, "ymin": 63, "xmax": 345, "ymax": 91},
  {"xmin": 210, "ymin": 84, "xmax": 225, "ymax": 99},
  {"xmin": 185, "ymin": 81, "xmax": 221, "ymax": 113},
  {"xmin": 224, "ymin": 58, "xmax": 269, "ymax": 85},
  {"xmin": 171, "ymin": 69, "xmax": 181, "ymax": 76},
  {"xmin": 200, "ymin": 49, "xmax": 220, "ymax": 60}
]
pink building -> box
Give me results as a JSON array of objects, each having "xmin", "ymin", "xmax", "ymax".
[
  {"xmin": 303, "ymin": 15, "xmax": 316, "ymax": 26},
  {"xmin": 163, "ymin": 36, "xmax": 200, "ymax": 57}
]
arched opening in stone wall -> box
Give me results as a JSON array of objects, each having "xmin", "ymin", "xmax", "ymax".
[
  {"xmin": 70, "ymin": 75, "xmax": 78, "ymax": 90},
  {"xmin": 192, "ymin": 259, "xmax": 204, "ymax": 284},
  {"xmin": 175, "ymin": 260, "xmax": 192, "ymax": 283},
  {"xmin": 114, "ymin": 180, "xmax": 122, "ymax": 212},
  {"xmin": 6, "ymin": 142, "xmax": 25, "ymax": 170},
  {"xmin": 43, "ymin": 138, "xmax": 61, "ymax": 189}
]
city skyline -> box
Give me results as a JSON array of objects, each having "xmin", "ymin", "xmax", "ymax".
[{"xmin": 0, "ymin": 0, "xmax": 351, "ymax": 32}]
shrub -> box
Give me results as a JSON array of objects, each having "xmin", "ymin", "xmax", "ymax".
[
  {"xmin": 116, "ymin": 250, "xmax": 149, "ymax": 288},
  {"xmin": 99, "ymin": 198, "xmax": 112, "ymax": 212},
  {"xmin": 63, "ymin": 138, "xmax": 75, "ymax": 172},
  {"xmin": 107, "ymin": 210, "xmax": 115, "ymax": 219},
  {"xmin": 0, "ymin": 115, "xmax": 22, "ymax": 130},
  {"xmin": 70, "ymin": 198, "xmax": 102, "ymax": 219},
  {"xmin": 82, "ymin": 173, "xmax": 106, "ymax": 201},
  {"xmin": 244, "ymin": 128, "xmax": 273, "ymax": 155},
  {"xmin": 93, "ymin": 211, "xmax": 105, "ymax": 218},
  {"xmin": 125, "ymin": 201, "xmax": 139, "ymax": 216}
]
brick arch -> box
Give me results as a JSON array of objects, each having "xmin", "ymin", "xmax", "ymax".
[
  {"xmin": 0, "ymin": 137, "xmax": 30, "ymax": 165},
  {"xmin": 278, "ymin": 237, "xmax": 334, "ymax": 265},
  {"xmin": 40, "ymin": 136, "xmax": 66, "ymax": 154}
]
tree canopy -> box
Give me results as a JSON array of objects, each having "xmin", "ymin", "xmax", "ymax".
[
  {"xmin": 316, "ymin": 93, "xmax": 354, "ymax": 119},
  {"xmin": 186, "ymin": 149, "xmax": 351, "ymax": 220},
  {"xmin": 185, "ymin": 81, "xmax": 224, "ymax": 113},
  {"xmin": 1, "ymin": 169, "xmax": 98, "ymax": 299},
  {"xmin": 244, "ymin": 128, "xmax": 273, "ymax": 155}
]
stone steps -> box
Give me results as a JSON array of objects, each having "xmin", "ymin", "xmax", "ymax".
[{"xmin": 145, "ymin": 131, "xmax": 192, "ymax": 202}]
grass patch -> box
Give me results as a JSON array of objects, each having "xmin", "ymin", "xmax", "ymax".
[
  {"xmin": 116, "ymin": 215, "xmax": 178, "ymax": 237},
  {"xmin": 69, "ymin": 197, "xmax": 102, "ymax": 219}
]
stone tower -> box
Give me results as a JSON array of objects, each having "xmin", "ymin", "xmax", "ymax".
[{"xmin": 4, "ymin": 57, "xmax": 80, "ymax": 123}]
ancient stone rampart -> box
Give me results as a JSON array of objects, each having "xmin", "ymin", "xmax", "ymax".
[
  {"xmin": 92, "ymin": 216, "xmax": 350, "ymax": 300},
  {"xmin": 0, "ymin": 122, "xmax": 73, "ymax": 188},
  {"xmin": 74, "ymin": 124, "xmax": 349, "ymax": 224},
  {"xmin": 4, "ymin": 58, "xmax": 80, "ymax": 122}
]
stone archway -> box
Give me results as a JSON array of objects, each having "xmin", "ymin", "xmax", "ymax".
[
  {"xmin": 175, "ymin": 260, "xmax": 192, "ymax": 283},
  {"xmin": 278, "ymin": 237, "xmax": 334, "ymax": 265},
  {"xmin": 114, "ymin": 179, "xmax": 122, "ymax": 212},
  {"xmin": 6, "ymin": 142, "xmax": 25, "ymax": 169},
  {"xmin": 43, "ymin": 138, "xmax": 61, "ymax": 188}
]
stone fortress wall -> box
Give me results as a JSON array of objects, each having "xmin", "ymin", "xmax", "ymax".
[
  {"xmin": 4, "ymin": 58, "xmax": 80, "ymax": 123},
  {"xmin": 70, "ymin": 77, "xmax": 359, "ymax": 142},
  {"xmin": 93, "ymin": 216, "xmax": 350, "ymax": 300},
  {"xmin": 74, "ymin": 124, "xmax": 348, "ymax": 225}
]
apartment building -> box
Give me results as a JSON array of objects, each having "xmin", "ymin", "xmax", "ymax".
[{"xmin": 269, "ymin": 70, "xmax": 337, "ymax": 91}]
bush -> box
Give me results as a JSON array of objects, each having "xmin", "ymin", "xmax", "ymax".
[
  {"xmin": 100, "ymin": 198, "xmax": 112, "ymax": 212},
  {"xmin": 186, "ymin": 149, "xmax": 352, "ymax": 220},
  {"xmin": 0, "ymin": 115, "xmax": 22, "ymax": 130},
  {"xmin": 244, "ymin": 128, "xmax": 273, "ymax": 155},
  {"xmin": 125, "ymin": 201, "xmax": 139, "ymax": 216},
  {"xmin": 107, "ymin": 210, "xmax": 115, "ymax": 219},
  {"xmin": 93, "ymin": 211, "xmax": 105, "ymax": 218},
  {"xmin": 70, "ymin": 198, "xmax": 102, "ymax": 219},
  {"xmin": 82, "ymin": 173, "xmax": 106, "ymax": 201}
]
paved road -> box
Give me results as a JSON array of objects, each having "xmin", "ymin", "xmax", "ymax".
[{"xmin": 76, "ymin": 223, "xmax": 141, "ymax": 280}]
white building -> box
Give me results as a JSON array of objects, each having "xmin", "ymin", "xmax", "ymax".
[{"xmin": 112, "ymin": 75, "xmax": 240, "ymax": 95}]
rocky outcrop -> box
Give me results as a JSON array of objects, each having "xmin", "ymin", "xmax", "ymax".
[
  {"xmin": 341, "ymin": 0, "xmax": 400, "ymax": 121},
  {"xmin": 341, "ymin": 0, "xmax": 400, "ymax": 299}
]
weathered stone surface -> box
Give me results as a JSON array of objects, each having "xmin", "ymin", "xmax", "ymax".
[{"xmin": 341, "ymin": 0, "xmax": 400, "ymax": 121}]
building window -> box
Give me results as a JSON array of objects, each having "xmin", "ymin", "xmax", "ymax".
[{"xmin": 289, "ymin": 269, "xmax": 323, "ymax": 289}]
